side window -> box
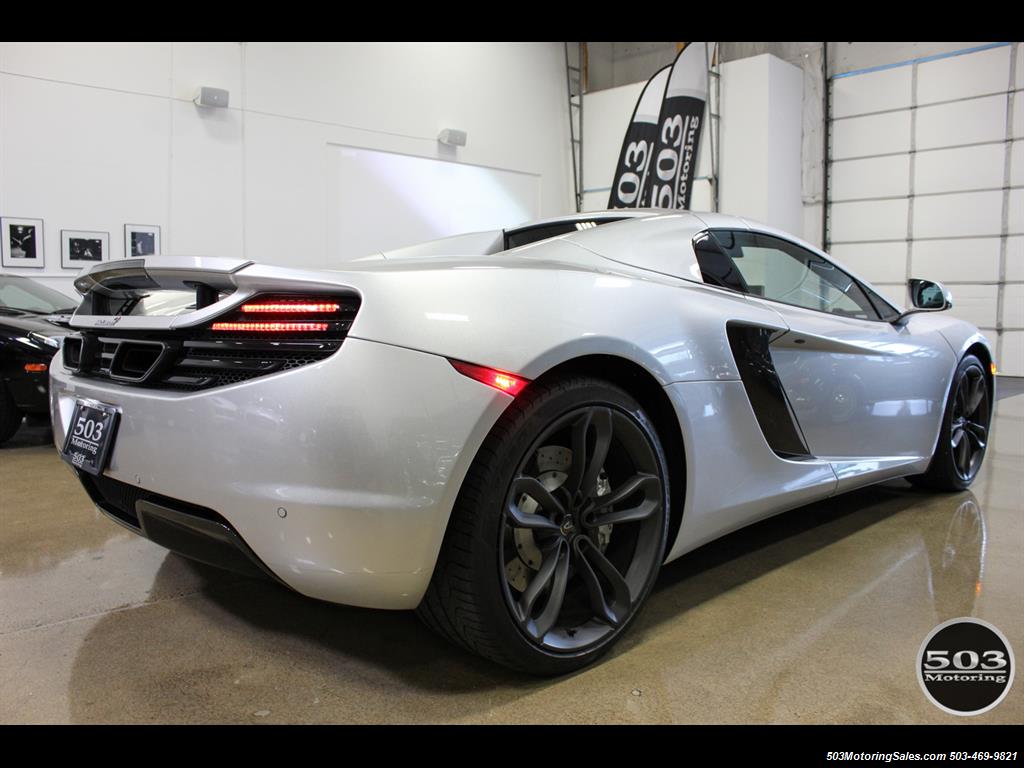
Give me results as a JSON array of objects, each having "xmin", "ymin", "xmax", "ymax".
[
  {"xmin": 709, "ymin": 230, "xmax": 881, "ymax": 321},
  {"xmin": 862, "ymin": 284, "xmax": 901, "ymax": 322},
  {"xmin": 693, "ymin": 231, "xmax": 747, "ymax": 292}
]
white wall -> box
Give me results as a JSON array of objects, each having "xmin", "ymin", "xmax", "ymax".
[
  {"xmin": 581, "ymin": 81, "xmax": 643, "ymax": 212},
  {"xmin": 326, "ymin": 145, "xmax": 540, "ymax": 261},
  {"xmin": 0, "ymin": 42, "xmax": 573, "ymax": 296}
]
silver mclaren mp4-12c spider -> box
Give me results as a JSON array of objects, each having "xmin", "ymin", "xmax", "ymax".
[{"xmin": 50, "ymin": 210, "xmax": 994, "ymax": 674}]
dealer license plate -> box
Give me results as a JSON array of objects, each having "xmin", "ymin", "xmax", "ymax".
[{"xmin": 61, "ymin": 400, "xmax": 120, "ymax": 476}]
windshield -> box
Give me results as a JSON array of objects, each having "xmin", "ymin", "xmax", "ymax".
[{"xmin": 0, "ymin": 276, "xmax": 78, "ymax": 314}]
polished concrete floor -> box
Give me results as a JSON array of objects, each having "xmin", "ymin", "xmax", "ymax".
[{"xmin": 1, "ymin": 386, "xmax": 1022, "ymax": 724}]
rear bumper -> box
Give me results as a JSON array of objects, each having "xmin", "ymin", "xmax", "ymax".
[
  {"xmin": 50, "ymin": 337, "xmax": 509, "ymax": 609},
  {"xmin": 80, "ymin": 472, "xmax": 283, "ymax": 583}
]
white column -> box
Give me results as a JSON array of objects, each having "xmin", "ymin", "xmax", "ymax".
[{"xmin": 720, "ymin": 54, "xmax": 804, "ymax": 235}]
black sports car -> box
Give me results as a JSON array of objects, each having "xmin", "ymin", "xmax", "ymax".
[{"xmin": 0, "ymin": 275, "xmax": 78, "ymax": 444}]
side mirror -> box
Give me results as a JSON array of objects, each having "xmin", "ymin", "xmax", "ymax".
[
  {"xmin": 895, "ymin": 278, "xmax": 952, "ymax": 323},
  {"xmin": 909, "ymin": 278, "xmax": 952, "ymax": 310}
]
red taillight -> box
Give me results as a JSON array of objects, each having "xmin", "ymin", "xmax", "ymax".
[
  {"xmin": 25, "ymin": 362, "xmax": 48, "ymax": 373},
  {"xmin": 211, "ymin": 321, "xmax": 329, "ymax": 333},
  {"xmin": 240, "ymin": 301, "xmax": 340, "ymax": 314},
  {"xmin": 210, "ymin": 294, "xmax": 352, "ymax": 336},
  {"xmin": 450, "ymin": 359, "xmax": 529, "ymax": 396}
]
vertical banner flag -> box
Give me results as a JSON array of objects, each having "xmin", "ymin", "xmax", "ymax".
[
  {"xmin": 607, "ymin": 65, "xmax": 671, "ymax": 208},
  {"xmin": 646, "ymin": 42, "xmax": 708, "ymax": 210}
]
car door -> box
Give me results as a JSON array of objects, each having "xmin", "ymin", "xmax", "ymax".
[{"xmin": 697, "ymin": 229, "xmax": 954, "ymax": 464}]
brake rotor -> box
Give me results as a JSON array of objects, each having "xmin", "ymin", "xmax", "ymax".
[{"xmin": 505, "ymin": 445, "xmax": 613, "ymax": 592}]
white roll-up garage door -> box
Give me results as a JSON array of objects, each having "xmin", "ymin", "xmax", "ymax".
[{"xmin": 827, "ymin": 42, "xmax": 1023, "ymax": 375}]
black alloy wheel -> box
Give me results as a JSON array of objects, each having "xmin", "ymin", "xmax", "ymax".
[
  {"xmin": 949, "ymin": 364, "xmax": 989, "ymax": 483},
  {"xmin": 909, "ymin": 354, "xmax": 991, "ymax": 492},
  {"xmin": 500, "ymin": 405, "xmax": 664, "ymax": 652},
  {"xmin": 417, "ymin": 376, "xmax": 671, "ymax": 675}
]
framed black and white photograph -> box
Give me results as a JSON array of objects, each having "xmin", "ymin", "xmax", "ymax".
[
  {"xmin": 124, "ymin": 224, "xmax": 161, "ymax": 259},
  {"xmin": 1, "ymin": 217, "xmax": 45, "ymax": 268},
  {"xmin": 61, "ymin": 229, "xmax": 109, "ymax": 269}
]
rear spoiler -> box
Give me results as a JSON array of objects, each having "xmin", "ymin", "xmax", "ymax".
[
  {"xmin": 73, "ymin": 256, "xmax": 252, "ymax": 297},
  {"xmin": 70, "ymin": 256, "xmax": 361, "ymax": 331}
]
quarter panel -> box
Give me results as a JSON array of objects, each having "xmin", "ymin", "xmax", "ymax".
[
  {"xmin": 664, "ymin": 379, "xmax": 837, "ymax": 561},
  {"xmin": 564, "ymin": 212, "xmax": 708, "ymax": 279},
  {"xmin": 340, "ymin": 240, "xmax": 791, "ymax": 387}
]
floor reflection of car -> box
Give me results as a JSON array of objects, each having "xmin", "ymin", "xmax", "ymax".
[
  {"xmin": 0, "ymin": 275, "xmax": 78, "ymax": 444},
  {"xmin": 925, "ymin": 495, "xmax": 986, "ymax": 620},
  {"xmin": 708, "ymin": 493, "xmax": 988, "ymax": 721}
]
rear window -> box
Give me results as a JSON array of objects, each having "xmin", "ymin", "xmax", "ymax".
[
  {"xmin": 122, "ymin": 289, "xmax": 234, "ymax": 317},
  {"xmin": 504, "ymin": 218, "xmax": 625, "ymax": 249},
  {"xmin": 128, "ymin": 291, "xmax": 198, "ymax": 316}
]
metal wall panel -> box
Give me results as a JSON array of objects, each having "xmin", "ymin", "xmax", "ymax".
[
  {"xmin": 826, "ymin": 42, "xmax": 1022, "ymax": 373},
  {"xmin": 935, "ymin": 284, "xmax": 999, "ymax": 328},
  {"xmin": 831, "ymin": 110, "xmax": 911, "ymax": 159},
  {"xmin": 912, "ymin": 238, "xmax": 1002, "ymax": 283},
  {"xmin": 830, "ymin": 199, "xmax": 909, "ymax": 242},
  {"xmin": 1002, "ymin": 332, "xmax": 1024, "ymax": 374},
  {"xmin": 831, "ymin": 154, "xmax": 911, "ymax": 200},
  {"xmin": 1014, "ymin": 94, "xmax": 1024, "ymax": 138},
  {"xmin": 916, "ymin": 95, "xmax": 1007, "ymax": 149},
  {"xmin": 1009, "ymin": 189, "xmax": 1024, "ymax": 233},
  {"xmin": 912, "ymin": 190, "xmax": 1004, "ymax": 239},
  {"xmin": 831, "ymin": 66, "xmax": 911, "ymax": 118},
  {"xmin": 1003, "ymin": 284, "xmax": 1024, "ymax": 328},
  {"xmin": 917, "ymin": 46, "xmax": 1011, "ymax": 104},
  {"xmin": 914, "ymin": 143, "xmax": 1006, "ymax": 193},
  {"xmin": 830, "ymin": 242, "xmax": 909, "ymax": 284},
  {"xmin": 1006, "ymin": 236, "xmax": 1024, "ymax": 281},
  {"xmin": 1011, "ymin": 141, "xmax": 1024, "ymax": 185}
]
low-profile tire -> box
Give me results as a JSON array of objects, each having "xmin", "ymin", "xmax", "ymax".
[
  {"xmin": 0, "ymin": 386, "xmax": 24, "ymax": 446},
  {"xmin": 908, "ymin": 354, "xmax": 991, "ymax": 492},
  {"xmin": 417, "ymin": 376, "xmax": 671, "ymax": 675}
]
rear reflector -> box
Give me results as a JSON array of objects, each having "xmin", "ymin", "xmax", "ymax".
[
  {"xmin": 240, "ymin": 301, "xmax": 340, "ymax": 314},
  {"xmin": 211, "ymin": 322, "xmax": 329, "ymax": 333},
  {"xmin": 449, "ymin": 359, "xmax": 529, "ymax": 396},
  {"xmin": 25, "ymin": 362, "xmax": 48, "ymax": 373}
]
